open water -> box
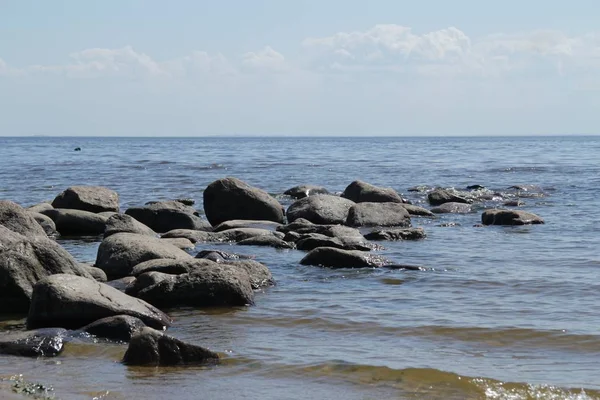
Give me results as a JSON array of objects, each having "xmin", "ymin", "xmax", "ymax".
[{"xmin": 0, "ymin": 136, "xmax": 599, "ymax": 400}]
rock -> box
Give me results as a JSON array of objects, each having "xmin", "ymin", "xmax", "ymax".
[
  {"xmin": 42, "ymin": 208, "xmax": 107, "ymax": 236},
  {"xmin": 276, "ymin": 218, "xmax": 314, "ymax": 233},
  {"xmin": 126, "ymin": 263, "xmax": 255, "ymax": 308},
  {"xmin": 237, "ymin": 235, "xmax": 294, "ymax": 249},
  {"xmin": 52, "ymin": 186, "xmax": 119, "ymax": 213},
  {"xmin": 203, "ymin": 177, "xmax": 285, "ymax": 226},
  {"xmin": 508, "ymin": 184, "xmax": 544, "ymax": 193},
  {"xmin": 161, "ymin": 229, "xmax": 216, "ymax": 243},
  {"xmin": 364, "ymin": 228, "xmax": 426, "ymax": 241},
  {"xmin": 287, "ymin": 195, "xmax": 355, "ymax": 225},
  {"xmin": 296, "ymin": 233, "xmax": 347, "ymax": 251},
  {"xmin": 160, "ymin": 237, "xmax": 195, "ymax": 250},
  {"xmin": 481, "ymin": 209, "xmax": 545, "ymax": 226},
  {"xmin": 27, "ymin": 274, "xmax": 171, "ymax": 330},
  {"xmin": 503, "ymin": 200, "xmax": 525, "ymax": 207},
  {"xmin": 407, "ymin": 185, "xmax": 429, "ymax": 192},
  {"xmin": 346, "ymin": 202, "xmax": 411, "ymax": 227},
  {"xmin": 300, "ymin": 247, "xmax": 392, "ymax": 268},
  {"xmin": 104, "ymin": 213, "xmax": 156, "ymax": 238},
  {"xmin": 27, "ymin": 202, "xmax": 54, "ymax": 214},
  {"xmin": 398, "ymin": 204, "xmax": 435, "ymax": 217},
  {"xmin": 0, "ymin": 225, "xmax": 93, "ymax": 312},
  {"xmin": 28, "ymin": 212, "xmax": 58, "ymax": 237},
  {"xmin": 217, "ymin": 228, "xmax": 285, "ymax": 242},
  {"xmin": 428, "ymin": 189, "xmax": 471, "ymax": 206},
  {"xmin": 284, "ymin": 185, "xmax": 330, "ymax": 199},
  {"xmin": 105, "ymin": 276, "xmax": 136, "ymax": 292},
  {"xmin": 280, "ymin": 224, "xmax": 373, "ymax": 250},
  {"xmin": 95, "ymin": 233, "xmax": 193, "ymax": 279},
  {"xmin": 195, "ymin": 250, "xmax": 253, "ymax": 263},
  {"xmin": 81, "ymin": 315, "xmax": 146, "ymax": 342},
  {"xmin": 98, "ymin": 211, "xmax": 118, "ymax": 218},
  {"xmin": 213, "ymin": 219, "xmax": 282, "ymax": 232},
  {"xmin": 430, "ymin": 202, "xmax": 473, "ymax": 214},
  {"xmin": 174, "ymin": 198, "xmax": 195, "ymax": 206},
  {"xmin": 132, "ymin": 259, "xmax": 210, "ymax": 276},
  {"xmin": 125, "ymin": 201, "xmax": 210, "ymax": 233},
  {"xmin": 227, "ymin": 260, "xmax": 275, "ymax": 288},
  {"xmin": 341, "ymin": 180, "xmax": 405, "ymax": 203},
  {"xmin": 81, "ymin": 264, "xmax": 108, "ymax": 282},
  {"xmin": 122, "ymin": 327, "xmax": 219, "ymax": 366},
  {"xmin": 283, "ymin": 231, "xmax": 302, "ymax": 242},
  {"xmin": 0, "ymin": 200, "xmax": 48, "ymax": 238},
  {"xmin": 74, "ymin": 147, "xmax": 81, "ymax": 151},
  {"xmin": 0, "ymin": 328, "xmax": 67, "ymax": 357}
]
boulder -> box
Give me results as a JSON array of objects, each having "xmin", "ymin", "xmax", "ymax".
[
  {"xmin": 346, "ymin": 202, "xmax": 411, "ymax": 227},
  {"xmin": 195, "ymin": 250, "xmax": 253, "ymax": 263},
  {"xmin": 287, "ymin": 195, "xmax": 355, "ymax": 225},
  {"xmin": 104, "ymin": 213, "xmax": 156, "ymax": 238},
  {"xmin": 27, "ymin": 274, "xmax": 171, "ymax": 330},
  {"xmin": 26, "ymin": 202, "xmax": 53, "ymax": 214},
  {"xmin": 0, "ymin": 328, "xmax": 67, "ymax": 357},
  {"xmin": 203, "ymin": 177, "xmax": 285, "ymax": 226},
  {"xmin": 125, "ymin": 201, "xmax": 210, "ymax": 233},
  {"xmin": 284, "ymin": 185, "xmax": 330, "ymax": 199},
  {"xmin": 98, "ymin": 211, "xmax": 118, "ymax": 218},
  {"xmin": 281, "ymin": 224, "xmax": 373, "ymax": 251},
  {"xmin": 237, "ymin": 235, "xmax": 294, "ymax": 249},
  {"xmin": 52, "ymin": 186, "xmax": 119, "ymax": 213},
  {"xmin": 28, "ymin": 212, "xmax": 58, "ymax": 237},
  {"xmin": 217, "ymin": 228, "xmax": 285, "ymax": 243},
  {"xmin": 0, "ymin": 200, "xmax": 47, "ymax": 238},
  {"xmin": 212, "ymin": 219, "xmax": 282, "ymax": 232},
  {"xmin": 42, "ymin": 209, "xmax": 107, "ymax": 236},
  {"xmin": 227, "ymin": 259, "xmax": 275, "ymax": 288},
  {"xmin": 300, "ymin": 247, "xmax": 392, "ymax": 269},
  {"xmin": 276, "ymin": 218, "xmax": 314, "ymax": 233},
  {"xmin": 160, "ymin": 237, "xmax": 195, "ymax": 250},
  {"xmin": 105, "ymin": 276, "xmax": 136, "ymax": 292},
  {"xmin": 481, "ymin": 209, "xmax": 545, "ymax": 226},
  {"xmin": 122, "ymin": 327, "xmax": 219, "ymax": 366},
  {"xmin": 0, "ymin": 225, "xmax": 93, "ymax": 312},
  {"xmin": 161, "ymin": 229, "xmax": 216, "ymax": 243},
  {"xmin": 341, "ymin": 180, "xmax": 405, "ymax": 203},
  {"xmin": 430, "ymin": 202, "xmax": 473, "ymax": 214},
  {"xmin": 132, "ymin": 258, "xmax": 211, "ymax": 276},
  {"xmin": 364, "ymin": 228, "xmax": 426, "ymax": 241},
  {"xmin": 80, "ymin": 264, "xmax": 108, "ymax": 282},
  {"xmin": 428, "ymin": 189, "xmax": 471, "ymax": 206},
  {"xmin": 398, "ymin": 204, "xmax": 435, "ymax": 217},
  {"xmin": 296, "ymin": 233, "xmax": 347, "ymax": 251},
  {"xmin": 81, "ymin": 315, "xmax": 147, "ymax": 342},
  {"xmin": 95, "ymin": 233, "xmax": 193, "ymax": 279}
]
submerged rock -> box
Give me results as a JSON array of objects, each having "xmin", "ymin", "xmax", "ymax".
[
  {"xmin": 341, "ymin": 180, "xmax": 406, "ymax": 203},
  {"xmin": 481, "ymin": 209, "xmax": 545, "ymax": 226},
  {"xmin": 0, "ymin": 328, "xmax": 67, "ymax": 357},
  {"xmin": 287, "ymin": 195, "xmax": 355, "ymax": 225},
  {"xmin": 300, "ymin": 247, "xmax": 392, "ymax": 269},
  {"xmin": 52, "ymin": 186, "xmax": 119, "ymax": 213},
  {"xmin": 284, "ymin": 185, "xmax": 330, "ymax": 199}
]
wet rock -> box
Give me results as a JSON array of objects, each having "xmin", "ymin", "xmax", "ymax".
[
  {"xmin": 237, "ymin": 235, "xmax": 294, "ymax": 249},
  {"xmin": 98, "ymin": 211, "xmax": 118, "ymax": 218},
  {"xmin": 481, "ymin": 209, "xmax": 545, "ymax": 226},
  {"xmin": 296, "ymin": 233, "xmax": 368, "ymax": 251},
  {"xmin": 27, "ymin": 274, "xmax": 171, "ymax": 330},
  {"xmin": 466, "ymin": 184, "xmax": 486, "ymax": 190},
  {"xmin": 407, "ymin": 185, "xmax": 429, "ymax": 192},
  {"xmin": 26, "ymin": 202, "xmax": 54, "ymax": 214},
  {"xmin": 174, "ymin": 198, "xmax": 195, "ymax": 206},
  {"xmin": 300, "ymin": 247, "xmax": 392, "ymax": 269},
  {"xmin": 509, "ymin": 184, "xmax": 544, "ymax": 193},
  {"xmin": 283, "ymin": 231, "xmax": 302, "ymax": 242},
  {"xmin": 42, "ymin": 208, "xmax": 107, "ymax": 236},
  {"xmin": 104, "ymin": 213, "xmax": 156, "ymax": 238},
  {"xmin": 284, "ymin": 185, "xmax": 330, "ymax": 199},
  {"xmin": 0, "ymin": 328, "xmax": 67, "ymax": 357},
  {"xmin": 439, "ymin": 222, "xmax": 461, "ymax": 227},
  {"xmin": 503, "ymin": 200, "xmax": 525, "ymax": 207},
  {"xmin": 364, "ymin": 228, "xmax": 426, "ymax": 241},
  {"xmin": 160, "ymin": 237, "xmax": 195, "ymax": 250},
  {"xmin": 346, "ymin": 202, "xmax": 411, "ymax": 227},
  {"xmin": 132, "ymin": 258, "xmax": 210, "ymax": 276},
  {"xmin": 81, "ymin": 315, "xmax": 146, "ymax": 342},
  {"xmin": 28, "ymin": 212, "xmax": 58, "ymax": 237},
  {"xmin": 398, "ymin": 204, "xmax": 435, "ymax": 217},
  {"xmin": 428, "ymin": 189, "xmax": 471, "ymax": 206},
  {"xmin": 287, "ymin": 195, "xmax": 355, "ymax": 225},
  {"xmin": 227, "ymin": 259, "xmax": 275, "ymax": 288},
  {"xmin": 213, "ymin": 219, "xmax": 282, "ymax": 232},
  {"xmin": 279, "ymin": 224, "xmax": 373, "ymax": 250},
  {"xmin": 0, "ymin": 225, "xmax": 93, "ymax": 312},
  {"xmin": 161, "ymin": 229, "xmax": 216, "ymax": 243},
  {"xmin": 276, "ymin": 218, "xmax": 314, "ymax": 233},
  {"xmin": 52, "ymin": 186, "xmax": 119, "ymax": 213},
  {"xmin": 217, "ymin": 228, "xmax": 285, "ymax": 243},
  {"xmin": 123, "ymin": 327, "xmax": 219, "ymax": 366},
  {"xmin": 203, "ymin": 177, "xmax": 285, "ymax": 226},
  {"xmin": 95, "ymin": 232, "xmax": 193, "ymax": 279},
  {"xmin": 0, "ymin": 200, "xmax": 48, "ymax": 238},
  {"xmin": 195, "ymin": 250, "xmax": 253, "ymax": 263},
  {"xmin": 341, "ymin": 180, "xmax": 406, "ymax": 203},
  {"xmin": 430, "ymin": 202, "xmax": 473, "ymax": 214},
  {"xmin": 106, "ymin": 276, "xmax": 136, "ymax": 292},
  {"xmin": 80, "ymin": 264, "xmax": 108, "ymax": 282},
  {"xmin": 125, "ymin": 201, "xmax": 210, "ymax": 233}
]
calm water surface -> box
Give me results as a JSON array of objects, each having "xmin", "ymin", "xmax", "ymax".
[{"xmin": 0, "ymin": 136, "xmax": 599, "ymax": 399}]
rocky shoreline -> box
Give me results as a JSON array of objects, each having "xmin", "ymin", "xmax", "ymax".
[{"xmin": 0, "ymin": 178, "xmax": 545, "ymax": 372}]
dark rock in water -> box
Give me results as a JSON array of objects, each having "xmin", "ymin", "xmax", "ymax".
[
  {"xmin": 430, "ymin": 202, "xmax": 473, "ymax": 214},
  {"xmin": 217, "ymin": 227, "xmax": 285, "ymax": 243},
  {"xmin": 407, "ymin": 185, "xmax": 429, "ymax": 192},
  {"xmin": 81, "ymin": 315, "xmax": 146, "ymax": 342},
  {"xmin": 398, "ymin": 204, "xmax": 435, "ymax": 217},
  {"xmin": 287, "ymin": 195, "xmax": 355, "ymax": 225},
  {"xmin": 0, "ymin": 200, "xmax": 48, "ymax": 238},
  {"xmin": 27, "ymin": 274, "xmax": 171, "ymax": 330},
  {"xmin": 439, "ymin": 222, "xmax": 461, "ymax": 227},
  {"xmin": 466, "ymin": 184, "xmax": 486, "ymax": 190},
  {"xmin": 284, "ymin": 185, "xmax": 330, "ymax": 199},
  {"xmin": 0, "ymin": 328, "xmax": 67, "ymax": 357},
  {"xmin": 237, "ymin": 235, "xmax": 294, "ymax": 249},
  {"xmin": 161, "ymin": 229, "xmax": 216, "ymax": 243},
  {"xmin": 364, "ymin": 228, "xmax": 426, "ymax": 241},
  {"xmin": 132, "ymin": 258, "xmax": 212, "ymax": 276},
  {"xmin": 428, "ymin": 188, "xmax": 472, "ymax": 206},
  {"xmin": 104, "ymin": 213, "xmax": 156, "ymax": 238},
  {"xmin": 42, "ymin": 208, "xmax": 107, "ymax": 236},
  {"xmin": 95, "ymin": 232, "xmax": 192, "ymax": 279},
  {"xmin": 28, "ymin": 212, "xmax": 58, "ymax": 237},
  {"xmin": 160, "ymin": 237, "xmax": 195, "ymax": 250},
  {"xmin": 346, "ymin": 202, "xmax": 411, "ymax": 227},
  {"xmin": 279, "ymin": 223, "xmax": 373, "ymax": 250},
  {"xmin": 296, "ymin": 233, "xmax": 370, "ymax": 251},
  {"xmin": 74, "ymin": 147, "xmax": 81, "ymax": 151},
  {"xmin": 382, "ymin": 264, "xmax": 425, "ymax": 271},
  {"xmin": 213, "ymin": 219, "xmax": 282, "ymax": 232},
  {"xmin": 126, "ymin": 201, "xmax": 210, "ymax": 233},
  {"xmin": 195, "ymin": 250, "xmax": 253, "ymax": 263},
  {"xmin": 509, "ymin": 184, "xmax": 544, "ymax": 192},
  {"xmin": 481, "ymin": 209, "xmax": 545, "ymax": 226},
  {"xmin": 503, "ymin": 200, "xmax": 525, "ymax": 207},
  {"xmin": 174, "ymin": 198, "xmax": 195, "ymax": 206},
  {"xmin": 123, "ymin": 327, "xmax": 219, "ymax": 366},
  {"xmin": 106, "ymin": 276, "xmax": 137, "ymax": 292},
  {"xmin": 52, "ymin": 186, "xmax": 119, "ymax": 213},
  {"xmin": 27, "ymin": 202, "xmax": 54, "ymax": 214},
  {"xmin": 341, "ymin": 180, "xmax": 405, "ymax": 204},
  {"xmin": 80, "ymin": 263, "xmax": 108, "ymax": 282},
  {"xmin": 203, "ymin": 177, "xmax": 285, "ymax": 226},
  {"xmin": 276, "ymin": 218, "xmax": 314, "ymax": 233},
  {"xmin": 0, "ymin": 225, "xmax": 93, "ymax": 312},
  {"xmin": 300, "ymin": 247, "xmax": 392, "ymax": 268},
  {"xmin": 227, "ymin": 259, "xmax": 275, "ymax": 288},
  {"xmin": 283, "ymin": 231, "xmax": 302, "ymax": 242}
]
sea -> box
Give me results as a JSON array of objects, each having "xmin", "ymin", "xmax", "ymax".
[{"xmin": 0, "ymin": 135, "xmax": 599, "ymax": 400}]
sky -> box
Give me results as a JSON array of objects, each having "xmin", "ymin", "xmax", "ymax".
[{"xmin": 1, "ymin": 0, "xmax": 599, "ymax": 136}]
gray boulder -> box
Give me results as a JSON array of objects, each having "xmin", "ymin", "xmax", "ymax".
[
  {"xmin": 213, "ymin": 219, "xmax": 282, "ymax": 232},
  {"xmin": 341, "ymin": 180, "xmax": 406, "ymax": 203},
  {"xmin": 81, "ymin": 315, "xmax": 147, "ymax": 342},
  {"xmin": 481, "ymin": 209, "xmax": 545, "ymax": 225},
  {"xmin": 296, "ymin": 233, "xmax": 370, "ymax": 251},
  {"xmin": 123, "ymin": 327, "xmax": 219, "ymax": 366},
  {"xmin": 284, "ymin": 185, "xmax": 330, "ymax": 199},
  {"xmin": 398, "ymin": 204, "xmax": 435, "ymax": 217},
  {"xmin": 27, "ymin": 202, "xmax": 54, "ymax": 214},
  {"xmin": 27, "ymin": 274, "xmax": 172, "ymax": 330},
  {"xmin": 161, "ymin": 229, "xmax": 216, "ymax": 243},
  {"xmin": 29, "ymin": 212, "xmax": 58, "ymax": 237},
  {"xmin": 160, "ymin": 237, "xmax": 195, "ymax": 250},
  {"xmin": 428, "ymin": 189, "xmax": 471, "ymax": 206},
  {"xmin": 287, "ymin": 195, "xmax": 355, "ymax": 225},
  {"xmin": 217, "ymin": 228, "xmax": 285, "ymax": 242},
  {"xmin": 237, "ymin": 235, "xmax": 294, "ymax": 249},
  {"xmin": 346, "ymin": 202, "xmax": 411, "ymax": 227},
  {"xmin": 105, "ymin": 276, "xmax": 136, "ymax": 292},
  {"xmin": 431, "ymin": 202, "xmax": 473, "ymax": 214},
  {"xmin": 42, "ymin": 208, "xmax": 107, "ymax": 236},
  {"xmin": 52, "ymin": 186, "xmax": 119, "ymax": 213},
  {"xmin": 104, "ymin": 213, "xmax": 156, "ymax": 238},
  {"xmin": 195, "ymin": 250, "xmax": 253, "ymax": 263},
  {"xmin": 203, "ymin": 177, "xmax": 285, "ymax": 226},
  {"xmin": 0, "ymin": 200, "xmax": 47, "ymax": 238},
  {"xmin": 364, "ymin": 228, "xmax": 426, "ymax": 241},
  {"xmin": 95, "ymin": 232, "xmax": 193, "ymax": 279},
  {"xmin": 80, "ymin": 264, "xmax": 108, "ymax": 282},
  {"xmin": 0, "ymin": 328, "xmax": 67, "ymax": 357},
  {"xmin": 125, "ymin": 201, "xmax": 210, "ymax": 233},
  {"xmin": 300, "ymin": 247, "xmax": 392, "ymax": 268}
]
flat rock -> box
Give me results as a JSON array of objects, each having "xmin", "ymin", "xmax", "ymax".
[
  {"xmin": 104, "ymin": 213, "xmax": 156, "ymax": 238},
  {"xmin": 237, "ymin": 235, "xmax": 294, "ymax": 249},
  {"xmin": 481, "ymin": 209, "xmax": 545, "ymax": 225},
  {"xmin": 430, "ymin": 202, "xmax": 473, "ymax": 214},
  {"xmin": 81, "ymin": 315, "xmax": 147, "ymax": 342},
  {"xmin": 287, "ymin": 195, "xmax": 355, "ymax": 225},
  {"xmin": 125, "ymin": 201, "xmax": 210, "ymax": 233},
  {"xmin": 341, "ymin": 180, "xmax": 405, "ymax": 203},
  {"xmin": 346, "ymin": 202, "xmax": 411, "ymax": 227},
  {"xmin": 284, "ymin": 185, "xmax": 330, "ymax": 199},
  {"xmin": 364, "ymin": 228, "xmax": 426, "ymax": 241},
  {"xmin": 42, "ymin": 208, "xmax": 107, "ymax": 236},
  {"xmin": 398, "ymin": 204, "xmax": 435, "ymax": 217},
  {"xmin": 0, "ymin": 200, "xmax": 48, "ymax": 238},
  {"xmin": 300, "ymin": 247, "xmax": 392, "ymax": 269},
  {"xmin": 161, "ymin": 229, "xmax": 216, "ymax": 243},
  {"xmin": 217, "ymin": 227, "xmax": 285, "ymax": 242},
  {"xmin": 52, "ymin": 186, "xmax": 119, "ymax": 213},
  {"xmin": 0, "ymin": 328, "xmax": 67, "ymax": 357},
  {"xmin": 213, "ymin": 219, "xmax": 282, "ymax": 232}
]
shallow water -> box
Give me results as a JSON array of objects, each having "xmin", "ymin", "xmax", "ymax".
[{"xmin": 1, "ymin": 136, "xmax": 600, "ymax": 399}]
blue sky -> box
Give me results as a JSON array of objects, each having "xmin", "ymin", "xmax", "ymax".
[{"xmin": 1, "ymin": 0, "xmax": 599, "ymax": 136}]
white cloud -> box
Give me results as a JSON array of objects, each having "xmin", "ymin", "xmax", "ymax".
[{"xmin": 242, "ymin": 46, "xmax": 287, "ymax": 71}]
